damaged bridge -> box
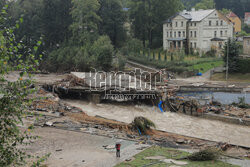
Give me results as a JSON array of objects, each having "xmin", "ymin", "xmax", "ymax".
[{"xmin": 43, "ymin": 72, "xmax": 170, "ymax": 104}]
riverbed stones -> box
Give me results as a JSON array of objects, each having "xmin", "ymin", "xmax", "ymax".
[{"xmin": 176, "ymin": 139, "xmax": 185, "ymax": 144}]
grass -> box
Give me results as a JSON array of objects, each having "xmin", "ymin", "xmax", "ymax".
[
  {"xmin": 211, "ymin": 73, "xmax": 250, "ymax": 82},
  {"xmin": 129, "ymin": 52, "xmax": 223, "ymax": 75},
  {"xmin": 115, "ymin": 146, "xmax": 239, "ymax": 167},
  {"xmin": 190, "ymin": 61, "xmax": 224, "ymax": 73}
]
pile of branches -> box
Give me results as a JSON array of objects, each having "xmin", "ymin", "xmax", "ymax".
[{"xmin": 131, "ymin": 116, "xmax": 156, "ymax": 135}]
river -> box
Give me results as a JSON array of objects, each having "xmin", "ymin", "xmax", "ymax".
[{"xmin": 63, "ymin": 99, "xmax": 250, "ymax": 148}]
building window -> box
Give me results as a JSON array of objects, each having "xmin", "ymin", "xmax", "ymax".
[
  {"xmin": 220, "ymin": 31, "xmax": 223, "ymax": 37},
  {"xmin": 178, "ymin": 41, "xmax": 181, "ymax": 48},
  {"xmin": 221, "ymin": 20, "xmax": 223, "ymax": 26},
  {"xmin": 194, "ymin": 31, "xmax": 197, "ymax": 38},
  {"xmin": 178, "ymin": 31, "xmax": 181, "ymax": 37},
  {"xmin": 167, "ymin": 24, "xmax": 168, "ymax": 27},
  {"xmin": 183, "ymin": 31, "xmax": 185, "ymax": 37},
  {"xmin": 216, "ymin": 21, "xmax": 219, "ymax": 26},
  {"xmin": 194, "ymin": 42, "xmax": 197, "ymax": 48},
  {"xmin": 225, "ymin": 30, "xmax": 227, "ymax": 36},
  {"xmin": 170, "ymin": 23, "xmax": 172, "ymax": 27},
  {"xmin": 176, "ymin": 22, "xmax": 178, "ymax": 27},
  {"xmin": 209, "ymin": 21, "xmax": 212, "ymax": 26},
  {"xmin": 194, "ymin": 23, "xmax": 197, "ymax": 26},
  {"xmin": 191, "ymin": 23, "xmax": 192, "ymax": 26},
  {"xmin": 190, "ymin": 31, "xmax": 193, "ymax": 37},
  {"xmin": 181, "ymin": 21, "xmax": 184, "ymax": 27},
  {"xmin": 174, "ymin": 32, "xmax": 176, "ymax": 37},
  {"xmin": 190, "ymin": 42, "xmax": 193, "ymax": 48},
  {"xmin": 167, "ymin": 31, "xmax": 169, "ymax": 37},
  {"xmin": 170, "ymin": 31, "xmax": 172, "ymax": 37},
  {"xmin": 214, "ymin": 31, "xmax": 217, "ymax": 37}
]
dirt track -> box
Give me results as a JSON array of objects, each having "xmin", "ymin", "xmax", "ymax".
[{"xmin": 24, "ymin": 127, "xmax": 148, "ymax": 167}]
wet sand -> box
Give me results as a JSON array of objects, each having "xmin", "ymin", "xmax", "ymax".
[{"xmin": 63, "ymin": 100, "xmax": 250, "ymax": 148}]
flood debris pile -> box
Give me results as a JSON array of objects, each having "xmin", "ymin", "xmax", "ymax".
[
  {"xmin": 132, "ymin": 117, "xmax": 156, "ymax": 135},
  {"xmin": 164, "ymin": 93, "xmax": 250, "ymax": 126}
]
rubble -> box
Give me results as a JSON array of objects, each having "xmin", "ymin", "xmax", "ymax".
[{"xmin": 44, "ymin": 121, "xmax": 53, "ymax": 126}]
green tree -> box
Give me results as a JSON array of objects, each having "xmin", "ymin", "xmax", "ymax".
[
  {"xmin": 47, "ymin": 0, "xmax": 115, "ymax": 72},
  {"xmin": 243, "ymin": 24, "xmax": 250, "ymax": 34},
  {"xmin": 0, "ymin": 6, "xmax": 43, "ymax": 165},
  {"xmin": 220, "ymin": 8, "xmax": 231, "ymax": 15},
  {"xmin": 129, "ymin": 0, "xmax": 183, "ymax": 48},
  {"xmin": 91, "ymin": 36, "xmax": 114, "ymax": 71},
  {"xmin": 7, "ymin": 0, "xmax": 73, "ymax": 55},
  {"xmin": 10, "ymin": 0, "xmax": 44, "ymax": 48},
  {"xmin": 181, "ymin": 0, "xmax": 202, "ymax": 10},
  {"xmin": 215, "ymin": 0, "xmax": 250, "ymax": 18},
  {"xmin": 99, "ymin": 0, "xmax": 127, "ymax": 48},
  {"xmin": 42, "ymin": 0, "xmax": 72, "ymax": 50},
  {"xmin": 70, "ymin": 0, "xmax": 101, "ymax": 45},
  {"xmin": 223, "ymin": 38, "xmax": 240, "ymax": 73},
  {"xmin": 194, "ymin": 0, "xmax": 215, "ymax": 10}
]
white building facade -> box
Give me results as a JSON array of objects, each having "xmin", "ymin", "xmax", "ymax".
[{"xmin": 163, "ymin": 9, "xmax": 234, "ymax": 53}]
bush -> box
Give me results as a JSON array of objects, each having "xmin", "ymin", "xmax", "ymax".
[
  {"xmin": 187, "ymin": 148, "xmax": 220, "ymax": 161},
  {"xmin": 117, "ymin": 54, "xmax": 127, "ymax": 71},
  {"xmin": 120, "ymin": 38, "xmax": 143, "ymax": 55},
  {"xmin": 232, "ymin": 97, "xmax": 250, "ymax": 109},
  {"xmin": 45, "ymin": 36, "xmax": 114, "ymax": 72},
  {"xmin": 132, "ymin": 117, "xmax": 156, "ymax": 134},
  {"xmin": 206, "ymin": 49, "xmax": 217, "ymax": 57},
  {"xmin": 223, "ymin": 39, "xmax": 240, "ymax": 72},
  {"xmin": 237, "ymin": 58, "xmax": 250, "ymax": 73}
]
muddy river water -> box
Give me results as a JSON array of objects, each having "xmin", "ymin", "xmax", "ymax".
[{"xmin": 63, "ymin": 100, "xmax": 250, "ymax": 148}]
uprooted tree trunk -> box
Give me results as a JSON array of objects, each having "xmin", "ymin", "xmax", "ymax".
[{"xmin": 131, "ymin": 117, "xmax": 155, "ymax": 135}]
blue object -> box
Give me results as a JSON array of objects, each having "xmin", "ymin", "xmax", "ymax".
[
  {"xmin": 158, "ymin": 101, "xmax": 164, "ymax": 112},
  {"xmin": 137, "ymin": 127, "xmax": 142, "ymax": 135},
  {"xmin": 197, "ymin": 72, "xmax": 203, "ymax": 76}
]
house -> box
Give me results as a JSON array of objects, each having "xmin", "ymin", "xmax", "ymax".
[
  {"xmin": 226, "ymin": 12, "xmax": 241, "ymax": 33},
  {"xmin": 243, "ymin": 36, "xmax": 250, "ymax": 55},
  {"xmin": 163, "ymin": 9, "xmax": 234, "ymax": 54},
  {"xmin": 244, "ymin": 12, "xmax": 250, "ymax": 25}
]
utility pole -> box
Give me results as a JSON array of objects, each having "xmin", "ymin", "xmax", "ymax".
[{"xmin": 226, "ymin": 38, "xmax": 229, "ymax": 81}]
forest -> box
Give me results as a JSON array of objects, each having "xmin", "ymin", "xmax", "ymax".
[{"xmin": 1, "ymin": 0, "xmax": 250, "ymax": 72}]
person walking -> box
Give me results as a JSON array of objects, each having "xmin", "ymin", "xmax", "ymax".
[{"xmin": 115, "ymin": 141, "xmax": 121, "ymax": 158}]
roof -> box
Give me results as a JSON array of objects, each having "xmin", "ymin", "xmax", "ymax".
[
  {"xmin": 227, "ymin": 12, "xmax": 238, "ymax": 18},
  {"xmin": 243, "ymin": 36, "xmax": 250, "ymax": 39},
  {"xmin": 181, "ymin": 9, "xmax": 215, "ymax": 22},
  {"xmin": 164, "ymin": 9, "xmax": 215, "ymax": 23}
]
